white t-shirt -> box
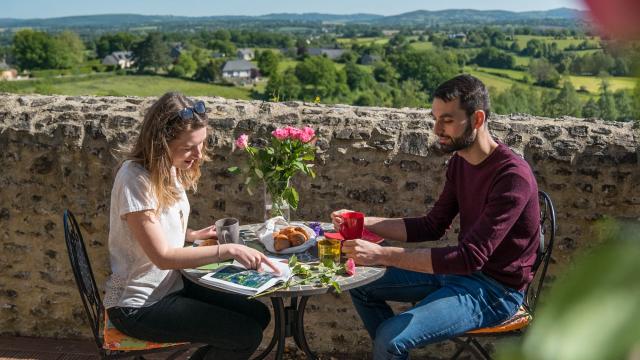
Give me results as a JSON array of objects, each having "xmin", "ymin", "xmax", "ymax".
[{"xmin": 103, "ymin": 160, "xmax": 189, "ymax": 309}]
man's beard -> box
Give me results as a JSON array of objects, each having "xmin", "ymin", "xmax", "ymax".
[{"xmin": 437, "ymin": 122, "xmax": 477, "ymax": 154}]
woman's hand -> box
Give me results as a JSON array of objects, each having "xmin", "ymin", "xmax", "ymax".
[
  {"xmin": 224, "ymin": 244, "xmax": 281, "ymax": 275},
  {"xmin": 186, "ymin": 225, "xmax": 217, "ymax": 242}
]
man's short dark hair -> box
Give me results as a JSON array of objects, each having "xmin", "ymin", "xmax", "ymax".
[{"xmin": 433, "ymin": 74, "xmax": 491, "ymax": 121}]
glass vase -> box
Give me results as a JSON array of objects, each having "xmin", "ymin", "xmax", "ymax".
[{"xmin": 264, "ymin": 180, "xmax": 291, "ymax": 221}]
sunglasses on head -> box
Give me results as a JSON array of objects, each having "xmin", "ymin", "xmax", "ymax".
[{"xmin": 177, "ymin": 100, "xmax": 206, "ymax": 121}]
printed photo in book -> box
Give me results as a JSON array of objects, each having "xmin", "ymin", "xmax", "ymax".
[{"xmin": 199, "ymin": 259, "xmax": 291, "ymax": 296}]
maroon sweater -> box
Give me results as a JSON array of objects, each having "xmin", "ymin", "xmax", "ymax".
[{"xmin": 403, "ymin": 143, "xmax": 540, "ymax": 291}]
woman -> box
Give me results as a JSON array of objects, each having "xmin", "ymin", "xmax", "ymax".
[{"xmin": 104, "ymin": 92, "xmax": 278, "ymax": 360}]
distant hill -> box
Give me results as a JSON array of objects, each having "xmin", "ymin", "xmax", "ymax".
[
  {"xmin": 0, "ymin": 8, "xmax": 585, "ymax": 30},
  {"xmin": 372, "ymin": 8, "xmax": 586, "ymax": 25}
]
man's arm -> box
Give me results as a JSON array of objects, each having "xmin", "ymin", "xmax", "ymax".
[
  {"xmin": 342, "ymin": 241, "xmax": 434, "ymax": 273},
  {"xmin": 364, "ymin": 217, "xmax": 408, "ymax": 242}
]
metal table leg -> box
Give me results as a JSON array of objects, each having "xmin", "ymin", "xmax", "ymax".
[
  {"xmin": 252, "ymin": 298, "xmax": 286, "ymax": 360},
  {"xmin": 252, "ymin": 296, "xmax": 317, "ymax": 360}
]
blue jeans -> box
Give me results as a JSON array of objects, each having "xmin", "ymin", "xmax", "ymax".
[{"xmin": 350, "ymin": 267, "xmax": 524, "ymax": 360}]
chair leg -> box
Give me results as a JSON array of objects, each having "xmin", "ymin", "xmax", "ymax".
[
  {"xmin": 451, "ymin": 337, "xmax": 490, "ymax": 360},
  {"xmin": 470, "ymin": 338, "xmax": 493, "ymax": 360},
  {"xmin": 166, "ymin": 349, "xmax": 189, "ymax": 360}
]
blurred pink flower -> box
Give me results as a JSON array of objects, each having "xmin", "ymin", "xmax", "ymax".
[
  {"xmin": 235, "ymin": 134, "xmax": 249, "ymax": 150},
  {"xmin": 300, "ymin": 127, "xmax": 316, "ymax": 143},
  {"xmin": 345, "ymin": 258, "xmax": 356, "ymax": 276},
  {"xmin": 271, "ymin": 128, "xmax": 289, "ymax": 140}
]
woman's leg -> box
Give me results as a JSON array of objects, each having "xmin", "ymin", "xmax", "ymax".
[{"xmin": 107, "ymin": 286, "xmax": 268, "ymax": 360}]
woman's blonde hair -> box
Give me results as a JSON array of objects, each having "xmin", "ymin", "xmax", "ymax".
[{"xmin": 119, "ymin": 92, "xmax": 209, "ymax": 212}]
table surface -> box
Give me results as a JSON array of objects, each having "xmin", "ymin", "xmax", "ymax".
[{"xmin": 182, "ymin": 222, "xmax": 386, "ymax": 297}]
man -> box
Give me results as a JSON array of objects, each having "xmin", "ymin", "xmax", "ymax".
[{"xmin": 333, "ymin": 74, "xmax": 540, "ymax": 360}]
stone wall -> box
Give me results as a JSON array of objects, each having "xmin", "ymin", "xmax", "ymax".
[{"xmin": 0, "ymin": 94, "xmax": 639, "ymax": 357}]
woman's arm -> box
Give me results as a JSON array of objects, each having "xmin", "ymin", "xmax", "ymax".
[{"xmin": 126, "ymin": 210, "xmax": 278, "ymax": 272}]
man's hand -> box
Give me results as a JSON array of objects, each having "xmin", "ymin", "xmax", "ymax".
[
  {"xmin": 341, "ymin": 239, "xmax": 388, "ymax": 266},
  {"xmin": 330, "ymin": 209, "xmax": 352, "ymax": 230}
]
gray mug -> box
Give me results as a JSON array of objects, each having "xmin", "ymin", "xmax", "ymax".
[{"xmin": 215, "ymin": 218, "xmax": 240, "ymax": 245}]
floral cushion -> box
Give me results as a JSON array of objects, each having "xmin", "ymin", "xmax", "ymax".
[
  {"xmin": 466, "ymin": 306, "xmax": 532, "ymax": 334},
  {"xmin": 102, "ymin": 310, "xmax": 187, "ymax": 351}
]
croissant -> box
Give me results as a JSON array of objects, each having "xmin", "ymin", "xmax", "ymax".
[
  {"xmin": 288, "ymin": 231, "xmax": 307, "ymax": 246},
  {"xmin": 274, "ymin": 237, "xmax": 291, "ymax": 251}
]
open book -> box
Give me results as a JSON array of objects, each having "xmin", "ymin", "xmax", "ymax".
[{"xmin": 199, "ymin": 258, "xmax": 291, "ymax": 296}]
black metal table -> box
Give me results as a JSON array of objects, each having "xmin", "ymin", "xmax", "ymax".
[{"xmin": 182, "ymin": 222, "xmax": 386, "ymax": 360}]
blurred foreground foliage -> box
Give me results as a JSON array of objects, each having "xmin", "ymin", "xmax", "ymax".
[{"xmin": 498, "ymin": 218, "xmax": 640, "ymax": 360}]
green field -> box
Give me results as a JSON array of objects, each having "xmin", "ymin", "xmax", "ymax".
[
  {"xmin": 464, "ymin": 68, "xmax": 517, "ymax": 92},
  {"xmin": 467, "ymin": 66, "xmax": 637, "ymax": 94},
  {"xmin": 410, "ymin": 41, "xmax": 435, "ymax": 51},
  {"xmin": 0, "ymin": 75, "xmax": 253, "ymax": 98},
  {"xmin": 568, "ymin": 75, "xmax": 638, "ymax": 93},
  {"xmin": 336, "ymin": 37, "xmax": 389, "ymax": 46},
  {"xmin": 511, "ymin": 35, "xmax": 600, "ymax": 50}
]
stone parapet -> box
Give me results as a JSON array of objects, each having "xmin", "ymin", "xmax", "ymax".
[{"xmin": 0, "ymin": 94, "xmax": 638, "ymax": 356}]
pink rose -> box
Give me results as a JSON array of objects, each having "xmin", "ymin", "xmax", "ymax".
[
  {"xmin": 345, "ymin": 258, "xmax": 356, "ymax": 276},
  {"xmin": 271, "ymin": 128, "xmax": 289, "ymax": 140},
  {"xmin": 300, "ymin": 127, "xmax": 315, "ymax": 143},
  {"xmin": 235, "ymin": 134, "xmax": 248, "ymax": 150}
]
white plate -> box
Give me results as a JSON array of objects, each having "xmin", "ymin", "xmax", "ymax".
[{"xmin": 257, "ymin": 218, "xmax": 317, "ymax": 254}]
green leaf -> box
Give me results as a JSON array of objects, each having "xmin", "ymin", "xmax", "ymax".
[
  {"xmin": 330, "ymin": 280, "xmax": 342, "ymax": 294},
  {"xmin": 254, "ymin": 168, "xmax": 264, "ymax": 179},
  {"xmin": 228, "ymin": 166, "xmax": 240, "ymax": 174}
]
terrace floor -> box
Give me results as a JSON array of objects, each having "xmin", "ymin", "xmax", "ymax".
[{"xmin": 0, "ymin": 336, "xmax": 355, "ymax": 360}]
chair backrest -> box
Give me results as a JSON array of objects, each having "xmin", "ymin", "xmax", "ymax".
[
  {"xmin": 524, "ymin": 191, "xmax": 557, "ymax": 314},
  {"xmin": 63, "ymin": 209, "xmax": 104, "ymax": 350}
]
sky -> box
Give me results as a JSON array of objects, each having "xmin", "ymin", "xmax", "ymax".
[{"xmin": 4, "ymin": 0, "xmax": 587, "ymax": 19}]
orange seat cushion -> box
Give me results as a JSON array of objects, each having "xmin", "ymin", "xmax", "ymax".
[
  {"xmin": 102, "ymin": 310, "xmax": 188, "ymax": 351},
  {"xmin": 466, "ymin": 306, "xmax": 532, "ymax": 334}
]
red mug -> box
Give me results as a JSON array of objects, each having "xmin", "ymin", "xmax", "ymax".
[{"xmin": 339, "ymin": 211, "xmax": 364, "ymax": 240}]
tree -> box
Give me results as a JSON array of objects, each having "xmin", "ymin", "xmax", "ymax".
[
  {"xmin": 133, "ymin": 32, "xmax": 171, "ymax": 73},
  {"xmin": 49, "ymin": 31, "xmax": 84, "ymax": 69},
  {"xmin": 208, "ymin": 40, "xmax": 236, "ymax": 57},
  {"xmin": 169, "ymin": 52, "xmax": 197, "ymax": 78},
  {"xmin": 392, "ymin": 80, "xmax": 429, "ymax": 108},
  {"xmin": 632, "ymin": 81, "xmax": 640, "ymax": 121},
  {"xmin": 194, "ymin": 59, "xmax": 224, "ymax": 83},
  {"xmin": 344, "ymin": 61, "xmax": 375, "ymax": 91},
  {"xmin": 95, "ymin": 32, "xmax": 137, "ymax": 58},
  {"xmin": 373, "ymin": 61, "xmax": 398, "ymax": 83},
  {"xmin": 582, "ymin": 98, "xmax": 600, "ymax": 118},
  {"xmin": 545, "ymin": 81, "xmax": 582, "ymax": 118},
  {"xmin": 393, "ymin": 49, "xmax": 459, "ymax": 97},
  {"xmin": 529, "ymin": 58, "xmax": 561, "ymax": 88},
  {"xmin": 12, "ymin": 29, "xmax": 51, "ymax": 70},
  {"xmin": 473, "ymin": 47, "xmax": 515, "ymax": 69},
  {"xmin": 257, "ymin": 50, "xmax": 280, "ymax": 77},
  {"xmin": 265, "ymin": 68, "xmax": 301, "ymax": 101},
  {"xmin": 295, "ymin": 56, "xmax": 338, "ymax": 98},
  {"xmin": 492, "ymin": 85, "xmax": 542, "ymax": 115},
  {"xmin": 597, "ymin": 81, "xmax": 618, "ymax": 121},
  {"xmin": 613, "ymin": 90, "xmax": 633, "ymax": 121}
]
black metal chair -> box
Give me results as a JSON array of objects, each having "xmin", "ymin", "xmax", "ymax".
[
  {"xmin": 63, "ymin": 209, "xmax": 201, "ymax": 359},
  {"xmin": 448, "ymin": 190, "xmax": 557, "ymax": 359}
]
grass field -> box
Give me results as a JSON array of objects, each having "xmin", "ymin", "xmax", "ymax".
[
  {"xmin": 410, "ymin": 41, "xmax": 435, "ymax": 51},
  {"xmin": 467, "ymin": 66, "xmax": 637, "ymax": 94},
  {"xmin": 511, "ymin": 35, "xmax": 600, "ymax": 50},
  {"xmin": 336, "ymin": 37, "xmax": 389, "ymax": 46},
  {"xmin": 0, "ymin": 75, "xmax": 253, "ymax": 98}
]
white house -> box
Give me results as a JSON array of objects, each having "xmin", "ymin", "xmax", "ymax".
[
  {"xmin": 221, "ymin": 59, "xmax": 259, "ymax": 83},
  {"xmin": 102, "ymin": 51, "xmax": 134, "ymax": 69},
  {"xmin": 236, "ymin": 48, "xmax": 255, "ymax": 61},
  {"xmin": 307, "ymin": 48, "xmax": 345, "ymax": 60}
]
